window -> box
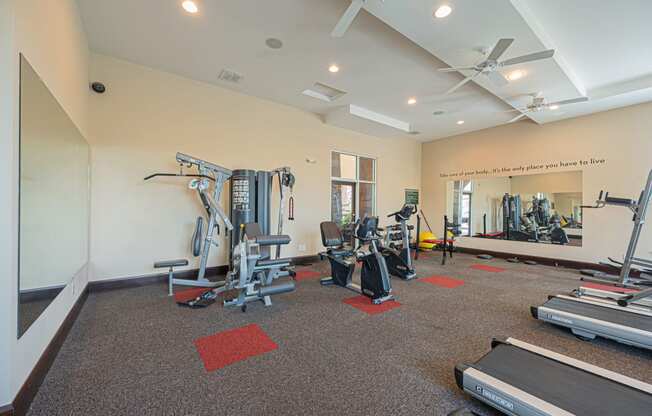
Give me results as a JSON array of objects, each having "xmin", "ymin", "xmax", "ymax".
[
  {"xmin": 331, "ymin": 151, "xmax": 376, "ymax": 228},
  {"xmin": 453, "ymin": 180, "xmax": 473, "ymax": 236}
]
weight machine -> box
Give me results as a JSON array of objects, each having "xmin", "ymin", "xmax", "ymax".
[
  {"xmin": 146, "ymin": 154, "xmax": 297, "ymax": 308},
  {"xmin": 581, "ymin": 169, "xmax": 652, "ymax": 295},
  {"xmin": 229, "ymin": 167, "xmax": 295, "ymax": 260},
  {"xmin": 146, "ymin": 153, "xmax": 233, "ymax": 294},
  {"xmin": 501, "ymin": 193, "xmax": 569, "ymax": 245}
]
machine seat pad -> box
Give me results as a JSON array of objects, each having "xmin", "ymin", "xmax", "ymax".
[
  {"xmin": 257, "ymin": 258, "xmax": 292, "ymax": 267},
  {"xmin": 320, "ymin": 221, "xmax": 344, "ymax": 247},
  {"xmin": 154, "ymin": 259, "xmax": 189, "ymax": 268},
  {"xmin": 255, "ymin": 234, "xmax": 291, "ymax": 246}
]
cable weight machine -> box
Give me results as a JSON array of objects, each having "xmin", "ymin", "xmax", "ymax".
[{"xmin": 146, "ymin": 153, "xmax": 296, "ymax": 300}]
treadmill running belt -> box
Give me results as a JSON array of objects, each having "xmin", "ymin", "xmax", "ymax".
[
  {"xmin": 474, "ymin": 344, "xmax": 652, "ymax": 415},
  {"xmin": 544, "ymin": 297, "xmax": 652, "ymax": 332}
]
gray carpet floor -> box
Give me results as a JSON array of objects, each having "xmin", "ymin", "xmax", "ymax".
[{"xmin": 27, "ymin": 252, "xmax": 652, "ymax": 416}]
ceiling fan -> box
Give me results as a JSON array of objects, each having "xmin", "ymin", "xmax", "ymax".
[
  {"xmin": 438, "ymin": 38, "xmax": 555, "ymax": 95},
  {"xmin": 332, "ymin": 0, "xmax": 379, "ymax": 38},
  {"xmin": 506, "ymin": 94, "xmax": 589, "ymax": 123}
]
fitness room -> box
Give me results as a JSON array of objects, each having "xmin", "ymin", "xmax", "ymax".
[{"xmin": 1, "ymin": 1, "xmax": 651, "ymax": 415}]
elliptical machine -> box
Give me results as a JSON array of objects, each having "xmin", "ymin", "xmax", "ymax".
[
  {"xmin": 380, "ymin": 205, "xmax": 417, "ymax": 280},
  {"xmin": 320, "ymin": 217, "xmax": 394, "ymax": 304}
]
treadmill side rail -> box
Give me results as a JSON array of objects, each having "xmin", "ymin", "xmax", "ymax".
[{"xmin": 533, "ymin": 299, "xmax": 652, "ymax": 351}]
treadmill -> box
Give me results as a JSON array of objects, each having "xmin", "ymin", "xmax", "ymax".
[
  {"xmin": 531, "ymin": 290, "xmax": 652, "ymax": 350},
  {"xmin": 455, "ymin": 337, "xmax": 652, "ymax": 416}
]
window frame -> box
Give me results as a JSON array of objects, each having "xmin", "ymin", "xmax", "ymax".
[
  {"xmin": 452, "ymin": 179, "xmax": 473, "ymax": 236},
  {"xmin": 330, "ymin": 150, "xmax": 377, "ymax": 222}
]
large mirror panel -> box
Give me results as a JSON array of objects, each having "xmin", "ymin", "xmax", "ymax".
[
  {"xmin": 447, "ymin": 171, "xmax": 583, "ymax": 246},
  {"xmin": 19, "ymin": 55, "xmax": 90, "ymax": 337}
]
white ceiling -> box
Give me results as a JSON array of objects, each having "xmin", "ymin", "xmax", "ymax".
[{"xmin": 77, "ymin": 0, "xmax": 652, "ymax": 141}]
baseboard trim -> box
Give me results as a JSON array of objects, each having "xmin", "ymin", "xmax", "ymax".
[
  {"xmin": 89, "ymin": 255, "xmax": 321, "ymax": 293},
  {"xmin": 455, "ymin": 247, "xmax": 619, "ymax": 273},
  {"xmin": 10, "ymin": 287, "xmax": 89, "ymax": 416},
  {"xmin": 88, "ymin": 265, "xmax": 228, "ymax": 293},
  {"xmin": 0, "ymin": 403, "xmax": 14, "ymax": 416}
]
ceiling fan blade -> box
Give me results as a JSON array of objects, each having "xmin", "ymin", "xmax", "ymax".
[
  {"xmin": 501, "ymin": 49, "xmax": 555, "ymax": 67},
  {"xmin": 445, "ymin": 72, "xmax": 480, "ymax": 95},
  {"xmin": 485, "ymin": 70, "xmax": 509, "ymax": 87},
  {"xmin": 438, "ymin": 67, "xmax": 477, "ymax": 72},
  {"xmin": 508, "ymin": 113, "xmax": 528, "ymax": 123},
  {"xmin": 503, "ymin": 108, "xmax": 527, "ymax": 113},
  {"xmin": 331, "ymin": 0, "xmax": 365, "ymax": 38},
  {"xmin": 548, "ymin": 96, "xmax": 589, "ymax": 107},
  {"xmin": 487, "ymin": 38, "xmax": 514, "ymax": 61}
]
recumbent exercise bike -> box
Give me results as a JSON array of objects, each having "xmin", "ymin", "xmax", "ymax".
[{"xmin": 319, "ymin": 217, "xmax": 394, "ymax": 304}]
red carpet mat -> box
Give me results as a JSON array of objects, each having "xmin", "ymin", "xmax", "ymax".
[
  {"xmin": 194, "ymin": 324, "xmax": 278, "ymax": 372},
  {"xmin": 470, "ymin": 264, "xmax": 505, "ymax": 273},
  {"xmin": 421, "ymin": 275, "xmax": 465, "ymax": 288},
  {"xmin": 294, "ymin": 269, "xmax": 322, "ymax": 281},
  {"xmin": 582, "ymin": 282, "xmax": 639, "ymax": 293},
  {"xmin": 343, "ymin": 295, "xmax": 401, "ymax": 315},
  {"xmin": 174, "ymin": 287, "xmax": 213, "ymax": 303}
]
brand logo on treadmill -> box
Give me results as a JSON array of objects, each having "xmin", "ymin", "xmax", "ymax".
[
  {"xmin": 549, "ymin": 314, "xmax": 573, "ymax": 325},
  {"xmin": 475, "ymin": 386, "xmax": 515, "ymax": 411}
]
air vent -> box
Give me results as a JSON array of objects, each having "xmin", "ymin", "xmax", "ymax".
[
  {"xmin": 349, "ymin": 105, "xmax": 412, "ymax": 133},
  {"xmin": 218, "ymin": 69, "xmax": 243, "ymax": 84},
  {"xmin": 432, "ymin": 110, "xmax": 446, "ymax": 116},
  {"xmin": 302, "ymin": 82, "xmax": 346, "ymax": 102}
]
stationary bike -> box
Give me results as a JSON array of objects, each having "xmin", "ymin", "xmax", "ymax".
[
  {"xmin": 380, "ymin": 205, "xmax": 417, "ymax": 280},
  {"xmin": 320, "ymin": 217, "xmax": 394, "ymax": 304}
]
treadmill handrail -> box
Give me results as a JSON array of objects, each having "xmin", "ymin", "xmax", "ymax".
[{"xmin": 504, "ymin": 337, "xmax": 652, "ymax": 394}]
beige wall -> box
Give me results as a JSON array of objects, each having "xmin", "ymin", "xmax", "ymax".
[
  {"xmin": 422, "ymin": 102, "xmax": 652, "ymax": 263},
  {"xmin": 88, "ymin": 54, "xmax": 421, "ymax": 281},
  {"xmin": 0, "ymin": 0, "xmax": 90, "ymax": 405}
]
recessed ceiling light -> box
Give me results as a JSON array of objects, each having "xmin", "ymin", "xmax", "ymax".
[
  {"xmin": 408, "ymin": 97, "xmax": 417, "ymax": 105},
  {"xmin": 265, "ymin": 38, "xmax": 283, "ymax": 49},
  {"xmin": 548, "ymin": 104, "xmax": 560, "ymax": 110},
  {"xmin": 434, "ymin": 5, "xmax": 452, "ymax": 19},
  {"xmin": 507, "ymin": 70, "xmax": 526, "ymax": 81},
  {"xmin": 182, "ymin": 0, "xmax": 199, "ymax": 14},
  {"xmin": 329, "ymin": 64, "xmax": 340, "ymax": 73},
  {"xmin": 457, "ymin": 120, "xmax": 465, "ymax": 125}
]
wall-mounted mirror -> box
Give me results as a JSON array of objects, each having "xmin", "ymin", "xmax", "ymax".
[
  {"xmin": 18, "ymin": 55, "xmax": 90, "ymax": 337},
  {"xmin": 446, "ymin": 171, "xmax": 583, "ymax": 246}
]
